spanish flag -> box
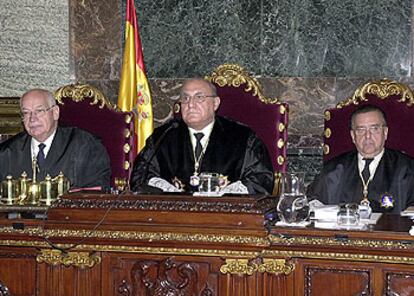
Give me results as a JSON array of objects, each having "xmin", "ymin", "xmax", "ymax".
[{"xmin": 118, "ymin": 0, "xmax": 153, "ymax": 153}]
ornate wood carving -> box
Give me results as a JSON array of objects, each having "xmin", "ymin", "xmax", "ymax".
[
  {"xmin": 305, "ymin": 266, "xmax": 370, "ymax": 295},
  {"xmin": 269, "ymin": 233, "xmax": 414, "ymax": 252},
  {"xmin": 54, "ymin": 83, "xmax": 114, "ymax": 109},
  {"xmin": 220, "ymin": 258, "xmax": 294, "ymax": 276},
  {"xmin": 117, "ymin": 280, "xmax": 131, "ymax": 296},
  {"xmin": 36, "ymin": 249, "xmax": 101, "ymax": 268},
  {"xmin": 0, "ymin": 282, "xmax": 10, "ymax": 296},
  {"xmin": 336, "ymin": 78, "xmax": 414, "ymax": 108},
  {"xmin": 51, "ymin": 196, "xmax": 277, "ymax": 214},
  {"xmin": 0, "ymin": 97, "xmax": 23, "ymax": 136},
  {"xmin": 116, "ymin": 257, "xmax": 215, "ymax": 296},
  {"xmin": 385, "ymin": 271, "xmax": 414, "ymax": 295},
  {"xmin": 205, "ymin": 64, "xmax": 280, "ymax": 104}
]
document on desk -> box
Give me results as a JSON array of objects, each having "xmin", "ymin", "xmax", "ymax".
[{"xmin": 400, "ymin": 206, "xmax": 414, "ymax": 217}]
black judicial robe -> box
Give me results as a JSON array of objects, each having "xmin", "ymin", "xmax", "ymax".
[
  {"xmin": 0, "ymin": 126, "xmax": 111, "ymax": 189},
  {"xmin": 130, "ymin": 116, "xmax": 274, "ymax": 195},
  {"xmin": 307, "ymin": 149, "xmax": 414, "ymax": 213}
]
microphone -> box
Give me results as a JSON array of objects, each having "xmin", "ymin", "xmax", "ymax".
[{"xmin": 132, "ymin": 121, "xmax": 179, "ymax": 193}]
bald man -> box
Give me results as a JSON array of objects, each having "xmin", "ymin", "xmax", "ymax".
[
  {"xmin": 130, "ymin": 78, "xmax": 274, "ymax": 195},
  {"xmin": 0, "ymin": 88, "xmax": 111, "ymax": 190}
]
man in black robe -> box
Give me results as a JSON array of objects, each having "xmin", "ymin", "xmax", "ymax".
[
  {"xmin": 307, "ymin": 105, "xmax": 414, "ymax": 213},
  {"xmin": 0, "ymin": 89, "xmax": 111, "ymax": 190},
  {"xmin": 130, "ymin": 78, "xmax": 274, "ymax": 195}
]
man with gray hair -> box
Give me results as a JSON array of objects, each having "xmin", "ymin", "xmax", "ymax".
[
  {"xmin": 0, "ymin": 88, "xmax": 111, "ymax": 190},
  {"xmin": 130, "ymin": 78, "xmax": 274, "ymax": 195},
  {"xmin": 308, "ymin": 104, "xmax": 414, "ymax": 213}
]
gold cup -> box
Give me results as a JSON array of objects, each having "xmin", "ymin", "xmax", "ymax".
[
  {"xmin": 40, "ymin": 174, "xmax": 58, "ymax": 206},
  {"xmin": 114, "ymin": 177, "xmax": 128, "ymax": 192},
  {"xmin": 17, "ymin": 172, "xmax": 30, "ymax": 205},
  {"xmin": 55, "ymin": 172, "xmax": 70, "ymax": 197},
  {"xmin": 1, "ymin": 175, "xmax": 18, "ymax": 205},
  {"xmin": 26, "ymin": 181, "xmax": 41, "ymax": 206}
]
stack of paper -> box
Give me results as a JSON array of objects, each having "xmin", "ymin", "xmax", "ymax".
[
  {"xmin": 312, "ymin": 205, "xmax": 339, "ymax": 221},
  {"xmin": 401, "ymin": 206, "xmax": 414, "ymax": 217}
]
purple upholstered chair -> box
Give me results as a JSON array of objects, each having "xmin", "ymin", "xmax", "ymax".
[
  {"xmin": 175, "ymin": 64, "xmax": 289, "ymax": 194},
  {"xmin": 205, "ymin": 64, "xmax": 288, "ymax": 174},
  {"xmin": 54, "ymin": 83, "xmax": 136, "ymax": 187},
  {"xmin": 324, "ymin": 79, "xmax": 414, "ymax": 162}
]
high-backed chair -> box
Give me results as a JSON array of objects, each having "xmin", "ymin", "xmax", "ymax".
[
  {"xmin": 204, "ymin": 64, "xmax": 289, "ymax": 174},
  {"xmin": 54, "ymin": 83, "xmax": 136, "ymax": 187},
  {"xmin": 174, "ymin": 64, "xmax": 289, "ymax": 195},
  {"xmin": 323, "ymin": 79, "xmax": 414, "ymax": 162}
]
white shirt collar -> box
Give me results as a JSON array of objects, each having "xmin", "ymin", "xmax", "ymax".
[
  {"xmin": 31, "ymin": 128, "xmax": 57, "ymax": 159},
  {"xmin": 188, "ymin": 120, "xmax": 215, "ymax": 152},
  {"xmin": 357, "ymin": 149, "xmax": 385, "ymax": 179}
]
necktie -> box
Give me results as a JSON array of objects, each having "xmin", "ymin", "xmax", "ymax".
[
  {"xmin": 362, "ymin": 158, "xmax": 373, "ymax": 183},
  {"xmin": 194, "ymin": 133, "xmax": 204, "ymax": 160},
  {"xmin": 37, "ymin": 143, "xmax": 46, "ymax": 167}
]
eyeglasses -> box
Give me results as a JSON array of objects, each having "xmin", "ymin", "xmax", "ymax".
[
  {"xmin": 21, "ymin": 105, "xmax": 55, "ymax": 120},
  {"xmin": 353, "ymin": 124, "xmax": 385, "ymax": 135},
  {"xmin": 179, "ymin": 94, "xmax": 216, "ymax": 104}
]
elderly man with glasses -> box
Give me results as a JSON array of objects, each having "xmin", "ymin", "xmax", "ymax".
[
  {"xmin": 308, "ymin": 104, "xmax": 414, "ymax": 213},
  {"xmin": 130, "ymin": 78, "xmax": 274, "ymax": 195},
  {"xmin": 0, "ymin": 88, "xmax": 111, "ymax": 190}
]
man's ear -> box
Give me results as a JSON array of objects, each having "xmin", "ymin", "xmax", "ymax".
[
  {"xmin": 213, "ymin": 96, "xmax": 220, "ymax": 111},
  {"xmin": 53, "ymin": 105, "xmax": 60, "ymax": 121},
  {"xmin": 350, "ymin": 129, "xmax": 356, "ymax": 144}
]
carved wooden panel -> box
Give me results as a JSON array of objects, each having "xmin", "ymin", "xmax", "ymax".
[
  {"xmin": 103, "ymin": 253, "xmax": 221, "ymax": 296},
  {"xmin": 0, "ymin": 248, "xmax": 37, "ymax": 296},
  {"xmin": 385, "ymin": 271, "xmax": 414, "ymax": 296},
  {"xmin": 37, "ymin": 255, "xmax": 102, "ymax": 296},
  {"xmin": 0, "ymin": 281, "xmax": 11, "ymax": 296},
  {"xmin": 0, "ymin": 98, "xmax": 22, "ymax": 138},
  {"xmin": 219, "ymin": 272, "xmax": 293, "ymax": 296},
  {"xmin": 300, "ymin": 260, "xmax": 371, "ymax": 296}
]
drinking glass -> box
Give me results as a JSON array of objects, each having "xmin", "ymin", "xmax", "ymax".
[
  {"xmin": 277, "ymin": 172, "xmax": 310, "ymax": 223},
  {"xmin": 198, "ymin": 173, "xmax": 220, "ymax": 194},
  {"xmin": 337, "ymin": 203, "xmax": 360, "ymax": 226}
]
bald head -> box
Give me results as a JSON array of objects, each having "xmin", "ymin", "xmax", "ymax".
[{"xmin": 20, "ymin": 88, "xmax": 60, "ymax": 142}]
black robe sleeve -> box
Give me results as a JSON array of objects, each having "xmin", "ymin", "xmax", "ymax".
[{"xmin": 240, "ymin": 133, "xmax": 274, "ymax": 195}]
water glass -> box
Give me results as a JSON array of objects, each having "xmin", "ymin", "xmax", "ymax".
[
  {"xmin": 337, "ymin": 203, "xmax": 360, "ymax": 226},
  {"xmin": 198, "ymin": 173, "xmax": 220, "ymax": 194},
  {"xmin": 277, "ymin": 172, "xmax": 310, "ymax": 224}
]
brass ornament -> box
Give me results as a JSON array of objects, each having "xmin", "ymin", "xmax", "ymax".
[
  {"xmin": 323, "ymin": 144, "xmax": 330, "ymax": 155},
  {"xmin": 124, "ymin": 161, "xmax": 130, "ymax": 170},
  {"xmin": 220, "ymin": 258, "xmax": 256, "ymax": 275},
  {"xmin": 220, "ymin": 258, "xmax": 294, "ymax": 275},
  {"xmin": 324, "ymin": 128, "xmax": 331, "ymax": 138},
  {"xmin": 268, "ymin": 234, "xmax": 414, "ymax": 251},
  {"xmin": 277, "ymin": 138, "xmax": 285, "ymax": 149},
  {"xmin": 278, "ymin": 123, "xmax": 285, "ymax": 132},
  {"xmin": 277, "ymin": 155, "xmax": 285, "ymax": 165},
  {"xmin": 280, "ymin": 104, "xmax": 286, "ymax": 114},
  {"xmin": 123, "ymin": 143, "xmax": 131, "ymax": 153},
  {"xmin": 336, "ymin": 79, "xmax": 414, "ymax": 108},
  {"xmin": 54, "ymin": 83, "xmax": 114, "ymax": 109},
  {"xmin": 0, "ymin": 226, "xmax": 268, "ymax": 246},
  {"xmin": 257, "ymin": 258, "xmax": 294, "ymax": 275},
  {"xmin": 125, "ymin": 114, "xmax": 132, "ymax": 124},
  {"xmin": 324, "ymin": 110, "xmax": 331, "ymax": 121},
  {"xmin": 263, "ymin": 249, "xmax": 414, "ymax": 266},
  {"xmin": 36, "ymin": 249, "xmax": 101, "ymax": 268},
  {"xmin": 124, "ymin": 128, "xmax": 131, "ymax": 138},
  {"xmin": 205, "ymin": 64, "xmax": 280, "ymax": 104}
]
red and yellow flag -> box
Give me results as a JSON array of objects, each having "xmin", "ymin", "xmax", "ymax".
[{"xmin": 118, "ymin": 0, "xmax": 153, "ymax": 153}]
